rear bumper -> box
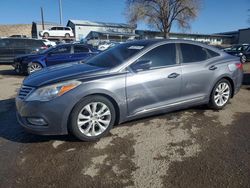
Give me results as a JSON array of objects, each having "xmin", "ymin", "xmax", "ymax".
[{"xmin": 234, "ymin": 70, "xmax": 244, "ymax": 95}]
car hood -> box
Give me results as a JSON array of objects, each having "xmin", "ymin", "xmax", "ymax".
[{"xmin": 23, "ymin": 62, "xmax": 109, "ymax": 87}]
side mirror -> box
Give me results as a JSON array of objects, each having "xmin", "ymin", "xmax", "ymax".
[{"xmin": 131, "ymin": 60, "xmax": 152, "ymax": 72}]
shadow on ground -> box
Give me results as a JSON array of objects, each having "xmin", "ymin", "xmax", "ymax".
[
  {"xmin": 243, "ymin": 73, "xmax": 250, "ymax": 85},
  {"xmin": 0, "ymin": 67, "xmax": 24, "ymax": 78},
  {"xmin": 0, "ymin": 98, "xmax": 78, "ymax": 144}
]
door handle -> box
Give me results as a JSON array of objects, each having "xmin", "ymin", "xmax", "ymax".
[
  {"xmin": 209, "ymin": 65, "xmax": 217, "ymax": 70},
  {"xmin": 168, "ymin": 73, "xmax": 180, "ymax": 79}
]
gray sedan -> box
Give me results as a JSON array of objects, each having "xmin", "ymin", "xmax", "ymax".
[{"xmin": 16, "ymin": 40, "xmax": 243, "ymax": 141}]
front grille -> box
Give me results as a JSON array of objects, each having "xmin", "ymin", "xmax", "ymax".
[{"xmin": 18, "ymin": 85, "xmax": 34, "ymax": 100}]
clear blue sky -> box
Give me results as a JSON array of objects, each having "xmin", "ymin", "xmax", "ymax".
[{"xmin": 0, "ymin": 0, "xmax": 249, "ymax": 34}]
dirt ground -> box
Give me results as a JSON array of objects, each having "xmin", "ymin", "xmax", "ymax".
[{"xmin": 0, "ymin": 64, "xmax": 250, "ymax": 188}]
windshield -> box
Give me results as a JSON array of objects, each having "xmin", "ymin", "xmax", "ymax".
[
  {"xmin": 86, "ymin": 42, "xmax": 147, "ymax": 68},
  {"xmin": 230, "ymin": 45, "xmax": 249, "ymax": 52}
]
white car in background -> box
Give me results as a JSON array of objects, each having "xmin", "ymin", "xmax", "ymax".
[{"xmin": 40, "ymin": 27, "xmax": 74, "ymax": 38}]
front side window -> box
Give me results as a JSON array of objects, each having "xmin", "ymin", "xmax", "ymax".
[
  {"xmin": 180, "ymin": 43, "xmax": 219, "ymax": 63},
  {"xmin": 50, "ymin": 46, "xmax": 71, "ymax": 55},
  {"xmin": 135, "ymin": 43, "xmax": 176, "ymax": 68},
  {"xmin": 50, "ymin": 27, "xmax": 56, "ymax": 30}
]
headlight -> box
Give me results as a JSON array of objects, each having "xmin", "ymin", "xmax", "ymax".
[{"xmin": 26, "ymin": 80, "xmax": 81, "ymax": 101}]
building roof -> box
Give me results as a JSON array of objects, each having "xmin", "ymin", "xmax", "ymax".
[
  {"xmin": 67, "ymin": 19, "xmax": 134, "ymax": 28},
  {"xmin": 86, "ymin": 31, "xmax": 138, "ymax": 39}
]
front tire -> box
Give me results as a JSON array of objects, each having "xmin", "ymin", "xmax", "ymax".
[
  {"xmin": 69, "ymin": 95, "xmax": 116, "ymax": 141},
  {"xmin": 27, "ymin": 62, "xmax": 43, "ymax": 75},
  {"xmin": 209, "ymin": 79, "xmax": 232, "ymax": 110}
]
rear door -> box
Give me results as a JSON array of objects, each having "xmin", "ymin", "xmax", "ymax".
[
  {"xmin": 178, "ymin": 43, "xmax": 220, "ymax": 101},
  {"xmin": 72, "ymin": 45, "xmax": 92, "ymax": 61},
  {"xmin": 46, "ymin": 45, "xmax": 73, "ymax": 66},
  {"xmin": 126, "ymin": 43, "xmax": 182, "ymax": 115},
  {"xmin": 0, "ymin": 39, "xmax": 13, "ymax": 64}
]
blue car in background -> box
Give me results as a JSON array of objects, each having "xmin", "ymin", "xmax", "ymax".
[{"xmin": 13, "ymin": 43, "xmax": 100, "ymax": 74}]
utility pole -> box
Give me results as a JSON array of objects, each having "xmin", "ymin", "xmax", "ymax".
[
  {"xmin": 41, "ymin": 7, "xmax": 45, "ymax": 30},
  {"xmin": 59, "ymin": 0, "xmax": 63, "ymax": 25}
]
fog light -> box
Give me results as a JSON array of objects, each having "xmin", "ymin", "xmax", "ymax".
[{"xmin": 27, "ymin": 117, "xmax": 47, "ymax": 126}]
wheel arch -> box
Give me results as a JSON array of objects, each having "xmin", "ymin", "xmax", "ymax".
[
  {"xmin": 67, "ymin": 92, "xmax": 121, "ymax": 134},
  {"xmin": 210, "ymin": 76, "xmax": 235, "ymax": 99}
]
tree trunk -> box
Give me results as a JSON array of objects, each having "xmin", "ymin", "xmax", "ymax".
[{"xmin": 164, "ymin": 31, "xmax": 170, "ymax": 39}]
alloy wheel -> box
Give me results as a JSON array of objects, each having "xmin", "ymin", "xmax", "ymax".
[
  {"xmin": 77, "ymin": 102, "xmax": 111, "ymax": 137},
  {"xmin": 214, "ymin": 82, "xmax": 230, "ymax": 107},
  {"xmin": 28, "ymin": 63, "xmax": 42, "ymax": 74}
]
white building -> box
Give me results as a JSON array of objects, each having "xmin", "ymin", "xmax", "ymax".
[{"xmin": 67, "ymin": 20, "xmax": 136, "ymax": 41}]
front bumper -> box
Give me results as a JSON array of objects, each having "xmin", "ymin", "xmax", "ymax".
[
  {"xmin": 16, "ymin": 96, "xmax": 72, "ymax": 135},
  {"xmin": 12, "ymin": 60, "xmax": 28, "ymax": 74}
]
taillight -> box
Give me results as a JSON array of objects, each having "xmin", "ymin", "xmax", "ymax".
[
  {"xmin": 40, "ymin": 46, "xmax": 48, "ymax": 50},
  {"xmin": 235, "ymin": 62, "xmax": 243, "ymax": 70}
]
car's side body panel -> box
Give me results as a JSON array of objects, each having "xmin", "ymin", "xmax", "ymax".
[{"xmin": 15, "ymin": 39, "xmax": 244, "ymax": 136}]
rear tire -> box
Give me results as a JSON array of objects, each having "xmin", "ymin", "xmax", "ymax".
[
  {"xmin": 43, "ymin": 33, "xmax": 49, "ymax": 38},
  {"xmin": 209, "ymin": 79, "xmax": 232, "ymax": 110},
  {"xmin": 69, "ymin": 95, "xmax": 116, "ymax": 141},
  {"xmin": 65, "ymin": 33, "xmax": 70, "ymax": 38}
]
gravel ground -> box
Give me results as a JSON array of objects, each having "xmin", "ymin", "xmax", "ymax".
[{"xmin": 0, "ymin": 64, "xmax": 250, "ymax": 188}]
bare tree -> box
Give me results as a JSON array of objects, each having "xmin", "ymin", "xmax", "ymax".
[{"xmin": 125, "ymin": 0, "xmax": 201, "ymax": 38}]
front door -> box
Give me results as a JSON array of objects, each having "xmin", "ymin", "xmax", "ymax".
[
  {"xmin": 126, "ymin": 43, "xmax": 182, "ymax": 115},
  {"xmin": 46, "ymin": 45, "xmax": 73, "ymax": 66}
]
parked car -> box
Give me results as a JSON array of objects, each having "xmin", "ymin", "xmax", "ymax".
[
  {"xmin": 13, "ymin": 43, "xmax": 100, "ymax": 74},
  {"xmin": 16, "ymin": 40, "xmax": 243, "ymax": 141},
  {"xmin": 0, "ymin": 38, "xmax": 48, "ymax": 64},
  {"xmin": 42, "ymin": 39, "xmax": 56, "ymax": 47},
  {"xmin": 9, "ymin": 35, "xmax": 27, "ymax": 38},
  {"xmin": 39, "ymin": 26, "xmax": 74, "ymax": 38},
  {"xmin": 98, "ymin": 41, "xmax": 120, "ymax": 51},
  {"xmin": 224, "ymin": 44, "xmax": 250, "ymax": 63}
]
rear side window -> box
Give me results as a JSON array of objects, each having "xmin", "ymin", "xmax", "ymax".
[
  {"xmin": 180, "ymin": 43, "xmax": 219, "ymax": 63},
  {"xmin": 50, "ymin": 46, "xmax": 71, "ymax": 55},
  {"xmin": 74, "ymin": 45, "xmax": 89, "ymax": 53},
  {"xmin": 9, "ymin": 39, "xmax": 24, "ymax": 48},
  {"xmin": 0, "ymin": 39, "xmax": 10, "ymax": 47},
  {"xmin": 137, "ymin": 43, "xmax": 176, "ymax": 68}
]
